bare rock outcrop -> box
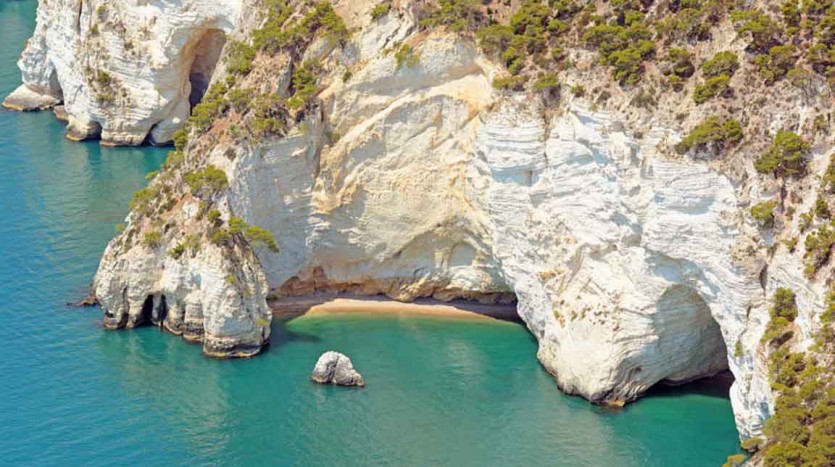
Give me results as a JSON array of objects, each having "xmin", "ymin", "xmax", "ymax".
[{"xmin": 311, "ymin": 351, "xmax": 365, "ymax": 387}]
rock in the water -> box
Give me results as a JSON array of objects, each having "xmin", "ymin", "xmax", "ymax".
[
  {"xmin": 311, "ymin": 351, "xmax": 365, "ymax": 387},
  {"xmin": 2, "ymin": 84, "xmax": 59, "ymax": 111}
]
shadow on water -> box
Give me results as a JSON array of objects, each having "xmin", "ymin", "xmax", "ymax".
[
  {"xmin": 258, "ymin": 320, "xmax": 323, "ymax": 356},
  {"xmin": 643, "ymin": 371, "xmax": 734, "ymax": 401}
]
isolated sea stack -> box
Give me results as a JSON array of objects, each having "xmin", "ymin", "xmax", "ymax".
[{"xmin": 311, "ymin": 351, "xmax": 365, "ymax": 387}]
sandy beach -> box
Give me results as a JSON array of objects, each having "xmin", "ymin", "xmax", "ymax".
[{"xmin": 270, "ymin": 294, "xmax": 520, "ymax": 322}]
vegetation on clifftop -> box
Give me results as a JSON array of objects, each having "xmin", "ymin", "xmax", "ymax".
[{"xmin": 756, "ymin": 288, "xmax": 835, "ymax": 467}]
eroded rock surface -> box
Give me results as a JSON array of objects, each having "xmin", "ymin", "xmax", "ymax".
[
  {"xmin": 311, "ymin": 351, "xmax": 365, "ymax": 387},
  {"xmin": 4, "ymin": 0, "xmax": 245, "ymax": 145},
  {"xmin": 12, "ymin": 0, "xmax": 830, "ymax": 444}
]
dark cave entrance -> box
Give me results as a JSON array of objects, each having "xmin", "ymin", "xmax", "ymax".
[
  {"xmin": 187, "ymin": 29, "xmax": 227, "ymax": 110},
  {"xmin": 138, "ymin": 294, "xmax": 168, "ymax": 327}
]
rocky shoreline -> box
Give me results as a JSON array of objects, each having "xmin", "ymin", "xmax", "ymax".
[{"xmin": 7, "ymin": 0, "xmax": 834, "ymax": 451}]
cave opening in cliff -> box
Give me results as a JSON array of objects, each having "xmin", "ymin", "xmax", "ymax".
[
  {"xmin": 186, "ymin": 29, "xmax": 227, "ymax": 110},
  {"xmin": 137, "ymin": 294, "xmax": 168, "ymax": 327},
  {"xmin": 138, "ymin": 295, "xmax": 154, "ymax": 327},
  {"xmin": 652, "ymin": 285, "xmax": 731, "ymax": 389}
]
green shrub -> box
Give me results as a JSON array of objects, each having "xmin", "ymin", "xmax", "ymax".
[
  {"xmin": 185, "ymin": 165, "xmax": 229, "ymax": 197},
  {"xmin": 254, "ymin": 1, "xmax": 348, "ymax": 53},
  {"xmin": 226, "ymin": 40, "xmax": 256, "ymax": 76},
  {"xmin": 395, "ymin": 43, "xmax": 419, "ymax": 69},
  {"xmin": 130, "ymin": 186, "xmax": 160, "ymax": 215},
  {"xmin": 762, "ymin": 441, "xmax": 809, "ymax": 466},
  {"xmin": 583, "ymin": 24, "xmax": 624, "ymax": 55},
  {"xmin": 721, "ymin": 454, "xmax": 746, "ymax": 467},
  {"xmin": 189, "ymin": 82, "xmax": 229, "ymax": 132},
  {"xmin": 143, "ymin": 230, "xmax": 162, "ymax": 248},
  {"xmin": 815, "ymin": 197, "xmax": 830, "ymax": 219},
  {"xmin": 741, "ymin": 437, "xmax": 764, "ymax": 452},
  {"xmin": 172, "ymin": 130, "xmax": 188, "ymax": 151},
  {"xmin": 287, "ymin": 60, "xmax": 322, "ymax": 110},
  {"xmin": 249, "ymin": 93, "xmax": 287, "ymax": 138},
  {"xmin": 675, "ymin": 116, "xmax": 743, "ymax": 154},
  {"xmin": 751, "ymin": 200, "xmax": 778, "ymax": 227},
  {"xmin": 370, "ymin": 3, "xmax": 391, "ymax": 20},
  {"xmin": 693, "ymin": 74, "xmax": 731, "ymax": 104},
  {"xmin": 656, "ymin": 8, "xmax": 710, "ymax": 42},
  {"xmin": 762, "ymin": 289, "xmax": 798, "ymax": 346},
  {"xmin": 211, "ymin": 228, "xmax": 232, "ymax": 246},
  {"xmin": 492, "ymin": 76, "xmax": 528, "ymax": 91},
  {"xmin": 183, "ymin": 234, "xmax": 201, "ymax": 254},
  {"xmin": 781, "ymin": 0, "xmax": 801, "ymax": 27},
  {"xmin": 760, "ymin": 281, "xmax": 835, "ymax": 466},
  {"xmin": 476, "ymin": 24, "xmax": 515, "ymax": 56},
  {"xmin": 533, "ymin": 73, "xmax": 559, "ymax": 92},
  {"xmin": 755, "ymin": 44, "xmax": 797, "ymax": 83},
  {"xmin": 510, "ymin": 0, "xmax": 552, "ymax": 36},
  {"xmin": 228, "ymin": 216, "xmax": 247, "ymax": 234},
  {"xmin": 244, "ymin": 225, "xmax": 279, "ymax": 252},
  {"xmin": 730, "ymin": 9, "xmax": 782, "ymax": 52},
  {"xmin": 607, "ymin": 40, "xmax": 655, "ymax": 85},
  {"xmin": 501, "ymin": 45, "xmax": 526, "ymax": 74},
  {"xmin": 667, "ymin": 47, "xmax": 695, "ymax": 78},
  {"xmin": 227, "ymin": 88, "xmax": 252, "ymax": 113},
  {"xmin": 570, "ymin": 85, "xmax": 586, "ymax": 97},
  {"xmin": 702, "ymin": 51, "xmax": 739, "ymax": 78},
  {"xmin": 583, "ymin": 18, "xmax": 654, "ymax": 85},
  {"xmin": 800, "ymin": 212, "xmax": 814, "ymax": 232},
  {"xmin": 771, "ymin": 288, "xmax": 798, "ymax": 322},
  {"xmin": 207, "ymin": 209, "xmax": 222, "ymax": 224},
  {"xmin": 806, "ymin": 43, "xmax": 834, "ymax": 76},
  {"xmin": 224, "ymin": 217, "xmax": 279, "ymax": 252},
  {"xmin": 763, "ymin": 316, "xmax": 794, "ymax": 346},
  {"xmin": 418, "ymin": 0, "xmax": 483, "ymax": 32},
  {"xmin": 804, "ymin": 225, "xmax": 835, "ymax": 277},
  {"xmin": 165, "ymin": 150, "xmax": 184, "ymax": 169},
  {"xmin": 168, "ymin": 243, "xmax": 186, "ymax": 259},
  {"xmin": 816, "ymin": 7, "xmax": 835, "ymax": 44},
  {"xmin": 754, "ymin": 131, "xmax": 810, "ymax": 177},
  {"xmin": 823, "ymin": 155, "xmax": 835, "ymax": 194}
]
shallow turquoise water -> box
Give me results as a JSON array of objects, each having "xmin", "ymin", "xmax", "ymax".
[{"xmin": 0, "ymin": 1, "xmax": 742, "ymax": 465}]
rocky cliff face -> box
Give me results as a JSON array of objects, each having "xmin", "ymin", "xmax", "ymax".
[
  {"xmin": 4, "ymin": 0, "xmax": 244, "ymax": 145},
  {"xmin": 11, "ymin": 0, "xmax": 834, "ymax": 445}
]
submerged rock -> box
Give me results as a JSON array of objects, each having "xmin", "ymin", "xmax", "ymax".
[{"xmin": 311, "ymin": 352, "xmax": 365, "ymax": 387}]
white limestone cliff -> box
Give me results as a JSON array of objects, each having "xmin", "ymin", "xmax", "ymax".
[
  {"xmin": 3, "ymin": 0, "xmax": 244, "ymax": 145},
  {"xmin": 13, "ymin": 0, "xmax": 832, "ymax": 444},
  {"xmin": 94, "ymin": 196, "xmax": 273, "ymax": 357}
]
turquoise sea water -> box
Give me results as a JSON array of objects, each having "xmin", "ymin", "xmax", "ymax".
[{"xmin": 0, "ymin": 2, "xmax": 742, "ymax": 465}]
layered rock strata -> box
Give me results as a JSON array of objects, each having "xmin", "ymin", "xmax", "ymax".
[
  {"xmin": 10, "ymin": 0, "xmax": 833, "ymax": 444},
  {"xmin": 4, "ymin": 0, "xmax": 244, "ymax": 145}
]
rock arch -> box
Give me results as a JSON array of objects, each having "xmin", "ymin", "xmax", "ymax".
[{"xmin": 652, "ymin": 284, "xmax": 729, "ymax": 385}]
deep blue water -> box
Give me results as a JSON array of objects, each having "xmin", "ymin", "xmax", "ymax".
[{"xmin": 0, "ymin": 2, "xmax": 743, "ymax": 465}]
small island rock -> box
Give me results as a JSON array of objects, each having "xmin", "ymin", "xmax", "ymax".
[{"xmin": 311, "ymin": 351, "xmax": 365, "ymax": 387}]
